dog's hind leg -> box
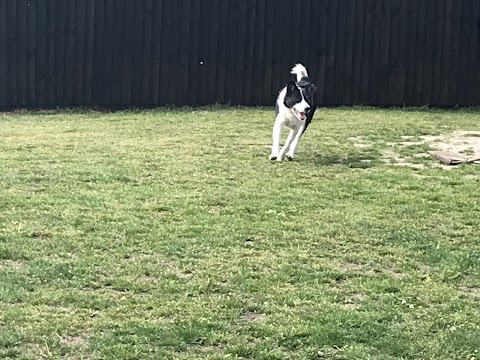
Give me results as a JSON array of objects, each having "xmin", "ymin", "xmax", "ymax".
[
  {"xmin": 269, "ymin": 117, "xmax": 284, "ymax": 161},
  {"xmin": 286, "ymin": 125, "xmax": 305, "ymax": 160},
  {"xmin": 278, "ymin": 129, "xmax": 296, "ymax": 160}
]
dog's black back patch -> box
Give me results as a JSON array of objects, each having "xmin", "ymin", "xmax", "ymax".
[{"xmin": 297, "ymin": 78, "xmax": 317, "ymax": 133}]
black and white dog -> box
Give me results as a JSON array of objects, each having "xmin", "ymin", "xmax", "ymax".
[{"xmin": 269, "ymin": 64, "xmax": 317, "ymax": 161}]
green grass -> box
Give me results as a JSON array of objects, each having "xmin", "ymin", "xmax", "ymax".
[{"xmin": 1, "ymin": 106, "xmax": 480, "ymax": 360}]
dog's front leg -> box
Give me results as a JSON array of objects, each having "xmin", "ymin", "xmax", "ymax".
[
  {"xmin": 269, "ymin": 118, "xmax": 284, "ymax": 161},
  {"xmin": 285, "ymin": 125, "xmax": 305, "ymax": 160}
]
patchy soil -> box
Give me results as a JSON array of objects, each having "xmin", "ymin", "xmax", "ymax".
[
  {"xmin": 0, "ymin": 259, "xmax": 24, "ymax": 269},
  {"xmin": 420, "ymin": 131, "xmax": 480, "ymax": 154},
  {"xmin": 343, "ymin": 293, "xmax": 368, "ymax": 310},
  {"xmin": 459, "ymin": 287, "xmax": 480, "ymax": 298},
  {"xmin": 356, "ymin": 131, "xmax": 480, "ymax": 169},
  {"xmin": 382, "ymin": 149, "xmax": 426, "ymax": 169},
  {"xmin": 383, "ymin": 268, "xmax": 405, "ymax": 280},
  {"xmin": 60, "ymin": 335, "xmax": 88, "ymax": 348},
  {"xmin": 241, "ymin": 311, "xmax": 266, "ymax": 322}
]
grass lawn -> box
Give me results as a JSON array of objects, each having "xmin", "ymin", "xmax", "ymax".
[{"xmin": 1, "ymin": 107, "xmax": 480, "ymax": 360}]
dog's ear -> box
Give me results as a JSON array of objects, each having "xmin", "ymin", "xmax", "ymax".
[{"xmin": 286, "ymin": 81, "xmax": 297, "ymax": 94}]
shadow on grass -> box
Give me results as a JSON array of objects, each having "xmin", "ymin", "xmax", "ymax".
[{"xmin": 313, "ymin": 151, "xmax": 380, "ymax": 169}]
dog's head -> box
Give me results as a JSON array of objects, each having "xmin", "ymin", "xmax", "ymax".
[{"xmin": 284, "ymin": 81, "xmax": 316, "ymax": 122}]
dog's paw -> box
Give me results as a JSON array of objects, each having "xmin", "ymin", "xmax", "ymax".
[
  {"xmin": 286, "ymin": 155, "xmax": 294, "ymax": 161},
  {"xmin": 269, "ymin": 155, "xmax": 278, "ymax": 161}
]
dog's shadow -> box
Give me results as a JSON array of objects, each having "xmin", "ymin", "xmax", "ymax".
[{"xmin": 312, "ymin": 151, "xmax": 379, "ymax": 169}]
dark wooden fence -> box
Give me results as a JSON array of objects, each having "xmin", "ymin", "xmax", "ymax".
[{"xmin": 1, "ymin": 0, "xmax": 480, "ymax": 108}]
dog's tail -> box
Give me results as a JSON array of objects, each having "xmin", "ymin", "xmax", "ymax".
[{"xmin": 291, "ymin": 63, "xmax": 309, "ymax": 82}]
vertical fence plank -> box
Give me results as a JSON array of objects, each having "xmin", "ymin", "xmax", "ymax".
[
  {"xmin": 475, "ymin": 5, "xmax": 480, "ymax": 106},
  {"xmin": 351, "ymin": 0, "xmax": 365, "ymax": 105},
  {"xmin": 17, "ymin": 0, "xmax": 27, "ymax": 106},
  {"xmin": 306, "ymin": 0, "xmax": 318, "ymax": 89},
  {"xmin": 233, "ymin": 0, "xmax": 248, "ymax": 105},
  {"xmin": 103, "ymin": 0, "xmax": 115, "ymax": 106},
  {"xmin": 73, "ymin": 0, "xmax": 86, "ymax": 105},
  {"xmin": 140, "ymin": 0, "xmax": 153, "ymax": 106},
  {"xmin": 159, "ymin": 0, "xmax": 172, "ymax": 105},
  {"xmin": 45, "ymin": 0, "xmax": 55, "ymax": 106},
  {"xmin": 129, "ymin": 0, "xmax": 143, "ymax": 105},
  {"xmin": 7, "ymin": 0, "xmax": 17, "ymax": 107},
  {"xmin": 243, "ymin": 0, "xmax": 257, "ymax": 105},
  {"xmin": 224, "ymin": 0, "xmax": 238, "ymax": 104},
  {"xmin": 268, "ymin": 0, "xmax": 286, "ymax": 97},
  {"xmin": 35, "ymin": 0, "xmax": 46, "ymax": 106},
  {"xmin": 387, "ymin": 1, "xmax": 400, "ymax": 106},
  {"xmin": 367, "ymin": 0, "xmax": 382, "ymax": 105},
  {"xmin": 404, "ymin": 0, "xmax": 418, "ymax": 105},
  {"xmin": 395, "ymin": 0, "xmax": 409, "ymax": 105},
  {"xmin": 214, "ymin": 0, "xmax": 227, "ymax": 105},
  {"xmin": 378, "ymin": 1, "xmax": 391, "ymax": 106},
  {"xmin": 55, "ymin": 0, "xmax": 66, "ymax": 105},
  {"xmin": 334, "ymin": 0, "xmax": 347, "ymax": 105},
  {"xmin": 251, "ymin": 0, "xmax": 265, "ymax": 106},
  {"xmin": 431, "ymin": 0, "xmax": 445, "ymax": 106},
  {"xmin": 119, "ymin": 0, "xmax": 134, "ymax": 106},
  {"xmin": 171, "ymin": 2, "xmax": 184, "ymax": 105},
  {"xmin": 412, "ymin": 0, "xmax": 427, "ymax": 106},
  {"xmin": 275, "ymin": 0, "xmax": 287, "ymax": 93},
  {"xmin": 360, "ymin": 0, "xmax": 374, "ymax": 104},
  {"xmin": 447, "ymin": 1, "xmax": 462, "ymax": 105},
  {"xmin": 262, "ymin": 0, "xmax": 273, "ymax": 104},
  {"xmin": 440, "ymin": 0, "xmax": 454, "ymax": 106},
  {"xmin": 324, "ymin": 0, "xmax": 339, "ymax": 105},
  {"xmin": 421, "ymin": 0, "xmax": 435, "ymax": 105},
  {"xmin": 301, "ymin": 0, "xmax": 312, "ymax": 71},
  {"xmin": 92, "ymin": 0, "xmax": 105, "ymax": 104},
  {"xmin": 26, "ymin": 0, "xmax": 36, "ymax": 105},
  {"xmin": 290, "ymin": 0, "xmax": 301, "ymax": 69},
  {"xmin": 316, "ymin": 0, "xmax": 328, "ymax": 104},
  {"xmin": 0, "ymin": 0, "xmax": 7, "ymax": 106},
  {"xmin": 197, "ymin": 0, "xmax": 210, "ymax": 105},
  {"xmin": 456, "ymin": 0, "xmax": 472, "ymax": 106},
  {"xmin": 64, "ymin": 0, "xmax": 76, "ymax": 105},
  {"xmin": 467, "ymin": 0, "xmax": 480, "ymax": 105},
  {"xmin": 110, "ymin": 0, "xmax": 124, "ymax": 105},
  {"xmin": 150, "ymin": 0, "xmax": 163, "ymax": 106},
  {"xmin": 207, "ymin": 0, "xmax": 220, "ymax": 105},
  {"xmin": 342, "ymin": 0, "xmax": 356, "ymax": 105},
  {"xmin": 83, "ymin": 0, "xmax": 95, "ymax": 105},
  {"xmin": 175, "ymin": 0, "xmax": 190, "ymax": 106}
]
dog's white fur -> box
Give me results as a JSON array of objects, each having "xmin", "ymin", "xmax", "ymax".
[{"xmin": 269, "ymin": 64, "xmax": 312, "ymax": 161}]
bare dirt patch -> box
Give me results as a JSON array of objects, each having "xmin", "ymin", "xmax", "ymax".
[
  {"xmin": 343, "ymin": 293, "xmax": 367, "ymax": 310},
  {"xmin": 383, "ymin": 268, "xmax": 405, "ymax": 280},
  {"xmin": 383, "ymin": 149, "xmax": 426, "ymax": 169},
  {"xmin": 0, "ymin": 259, "xmax": 24, "ymax": 269},
  {"xmin": 191, "ymin": 344, "xmax": 225, "ymax": 353},
  {"xmin": 241, "ymin": 311, "xmax": 266, "ymax": 322},
  {"xmin": 349, "ymin": 136, "xmax": 373, "ymax": 149},
  {"xmin": 459, "ymin": 287, "xmax": 480, "ymax": 298},
  {"xmin": 336, "ymin": 262, "xmax": 375, "ymax": 275},
  {"xmin": 60, "ymin": 335, "xmax": 88, "ymax": 348},
  {"xmin": 420, "ymin": 131, "xmax": 480, "ymax": 154},
  {"xmin": 383, "ymin": 131, "xmax": 480, "ymax": 169}
]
